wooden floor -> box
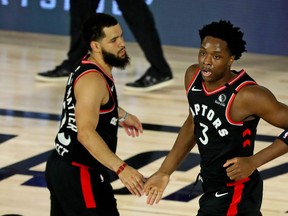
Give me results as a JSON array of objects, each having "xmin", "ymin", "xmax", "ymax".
[{"xmin": 0, "ymin": 30, "xmax": 287, "ymax": 216}]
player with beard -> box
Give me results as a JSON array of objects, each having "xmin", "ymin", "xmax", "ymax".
[{"xmin": 45, "ymin": 13, "xmax": 145, "ymax": 216}]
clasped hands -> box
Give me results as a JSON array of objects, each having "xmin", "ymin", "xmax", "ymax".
[
  {"xmin": 125, "ymin": 156, "xmax": 255, "ymax": 205},
  {"xmin": 121, "ymin": 170, "xmax": 170, "ymax": 205}
]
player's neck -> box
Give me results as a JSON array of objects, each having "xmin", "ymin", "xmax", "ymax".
[{"xmin": 88, "ymin": 53, "xmax": 112, "ymax": 75}]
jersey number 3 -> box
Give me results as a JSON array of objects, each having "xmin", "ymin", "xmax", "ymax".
[{"xmin": 199, "ymin": 123, "xmax": 208, "ymax": 145}]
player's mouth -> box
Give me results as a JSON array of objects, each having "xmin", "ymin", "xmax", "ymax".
[
  {"xmin": 201, "ymin": 68, "xmax": 212, "ymax": 77},
  {"xmin": 118, "ymin": 48, "xmax": 126, "ymax": 56}
]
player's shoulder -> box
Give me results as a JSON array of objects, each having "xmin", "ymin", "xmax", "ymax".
[
  {"xmin": 237, "ymin": 84, "xmax": 274, "ymax": 104},
  {"xmin": 186, "ymin": 64, "xmax": 199, "ymax": 74},
  {"xmin": 185, "ymin": 64, "xmax": 199, "ymax": 80},
  {"xmin": 184, "ymin": 64, "xmax": 199, "ymax": 87}
]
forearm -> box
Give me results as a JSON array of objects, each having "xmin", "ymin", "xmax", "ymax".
[
  {"xmin": 159, "ymin": 142, "xmax": 194, "ymax": 176},
  {"xmin": 78, "ymin": 129, "xmax": 124, "ymax": 172},
  {"xmin": 252, "ymin": 136, "xmax": 288, "ymax": 169},
  {"xmin": 159, "ymin": 117, "xmax": 196, "ymax": 175}
]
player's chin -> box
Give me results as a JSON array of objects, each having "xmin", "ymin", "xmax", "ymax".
[{"xmin": 120, "ymin": 53, "xmax": 127, "ymax": 59}]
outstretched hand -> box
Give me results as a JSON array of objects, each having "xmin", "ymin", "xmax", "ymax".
[
  {"xmin": 144, "ymin": 171, "xmax": 170, "ymax": 205},
  {"xmin": 118, "ymin": 165, "xmax": 146, "ymax": 197},
  {"xmin": 119, "ymin": 113, "xmax": 143, "ymax": 137}
]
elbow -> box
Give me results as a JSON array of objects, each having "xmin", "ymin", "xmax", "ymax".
[{"xmin": 77, "ymin": 127, "xmax": 90, "ymax": 145}]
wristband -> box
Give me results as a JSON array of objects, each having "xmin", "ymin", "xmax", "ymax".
[
  {"xmin": 116, "ymin": 163, "xmax": 127, "ymax": 175},
  {"xmin": 278, "ymin": 129, "xmax": 288, "ymax": 145},
  {"xmin": 118, "ymin": 111, "xmax": 128, "ymax": 122}
]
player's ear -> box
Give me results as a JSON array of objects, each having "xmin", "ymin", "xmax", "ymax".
[
  {"xmin": 228, "ymin": 55, "xmax": 235, "ymax": 66},
  {"xmin": 90, "ymin": 41, "xmax": 101, "ymax": 52}
]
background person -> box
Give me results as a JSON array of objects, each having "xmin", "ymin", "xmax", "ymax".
[{"xmin": 36, "ymin": 0, "xmax": 173, "ymax": 92}]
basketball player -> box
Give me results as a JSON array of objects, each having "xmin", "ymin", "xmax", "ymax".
[
  {"xmin": 45, "ymin": 13, "xmax": 146, "ymax": 216},
  {"xmin": 143, "ymin": 20, "xmax": 288, "ymax": 215}
]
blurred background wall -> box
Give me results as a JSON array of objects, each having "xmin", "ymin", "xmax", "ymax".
[{"xmin": 0, "ymin": 0, "xmax": 287, "ymax": 56}]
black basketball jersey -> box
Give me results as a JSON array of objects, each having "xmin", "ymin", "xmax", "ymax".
[
  {"xmin": 187, "ymin": 68, "xmax": 260, "ymax": 188},
  {"xmin": 54, "ymin": 55, "xmax": 119, "ymax": 170}
]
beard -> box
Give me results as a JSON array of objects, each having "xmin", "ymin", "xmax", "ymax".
[{"xmin": 102, "ymin": 48, "xmax": 130, "ymax": 70}]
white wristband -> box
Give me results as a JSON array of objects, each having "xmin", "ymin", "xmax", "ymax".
[{"xmin": 118, "ymin": 111, "xmax": 128, "ymax": 122}]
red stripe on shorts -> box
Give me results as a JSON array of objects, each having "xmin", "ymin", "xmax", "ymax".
[
  {"xmin": 226, "ymin": 177, "xmax": 249, "ymax": 216},
  {"xmin": 72, "ymin": 162, "xmax": 96, "ymax": 208}
]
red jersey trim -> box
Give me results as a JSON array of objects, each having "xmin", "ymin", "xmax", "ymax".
[
  {"xmin": 226, "ymin": 177, "xmax": 249, "ymax": 216},
  {"xmin": 74, "ymin": 69, "xmax": 99, "ymax": 86},
  {"xmin": 186, "ymin": 68, "xmax": 201, "ymax": 95},
  {"xmin": 72, "ymin": 162, "xmax": 96, "ymax": 208},
  {"xmin": 101, "ymin": 80, "xmax": 116, "ymax": 114},
  {"xmin": 73, "ymin": 70, "xmax": 115, "ymax": 114},
  {"xmin": 226, "ymin": 80, "xmax": 257, "ymax": 126},
  {"xmin": 203, "ymin": 70, "xmax": 246, "ymax": 96},
  {"xmin": 82, "ymin": 55, "xmax": 114, "ymax": 82}
]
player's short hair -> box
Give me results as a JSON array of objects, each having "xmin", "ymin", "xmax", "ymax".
[
  {"xmin": 199, "ymin": 20, "xmax": 246, "ymax": 60},
  {"xmin": 82, "ymin": 13, "xmax": 118, "ymax": 51}
]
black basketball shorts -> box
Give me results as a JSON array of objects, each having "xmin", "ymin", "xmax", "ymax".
[{"xmin": 45, "ymin": 150, "xmax": 119, "ymax": 216}]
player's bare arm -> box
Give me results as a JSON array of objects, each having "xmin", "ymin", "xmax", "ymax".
[
  {"xmin": 231, "ymin": 84, "xmax": 288, "ymax": 127},
  {"xmin": 144, "ymin": 95, "xmax": 197, "ymax": 205},
  {"xmin": 74, "ymin": 72, "xmax": 145, "ymax": 196},
  {"xmin": 224, "ymin": 84, "xmax": 288, "ymax": 180}
]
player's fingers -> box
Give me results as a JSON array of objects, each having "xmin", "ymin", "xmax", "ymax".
[
  {"xmin": 136, "ymin": 177, "xmax": 145, "ymax": 189},
  {"xmin": 124, "ymin": 126, "xmax": 131, "ymax": 136},
  {"xmin": 151, "ymin": 189, "xmax": 160, "ymax": 205},
  {"xmin": 147, "ymin": 190, "xmax": 157, "ymax": 205},
  {"xmin": 134, "ymin": 128, "xmax": 140, "ymax": 137},
  {"xmin": 227, "ymin": 169, "xmax": 240, "ymax": 180},
  {"xmin": 130, "ymin": 183, "xmax": 142, "ymax": 197},
  {"xmin": 155, "ymin": 191, "xmax": 163, "ymax": 204},
  {"xmin": 129, "ymin": 128, "xmax": 136, "ymax": 137},
  {"xmin": 125, "ymin": 184, "xmax": 136, "ymax": 196},
  {"xmin": 136, "ymin": 122, "xmax": 143, "ymax": 133}
]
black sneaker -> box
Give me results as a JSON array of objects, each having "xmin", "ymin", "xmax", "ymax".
[
  {"xmin": 35, "ymin": 67, "xmax": 70, "ymax": 82},
  {"xmin": 124, "ymin": 69, "xmax": 174, "ymax": 92}
]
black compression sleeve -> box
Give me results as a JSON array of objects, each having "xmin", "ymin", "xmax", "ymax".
[{"xmin": 278, "ymin": 129, "xmax": 288, "ymax": 145}]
